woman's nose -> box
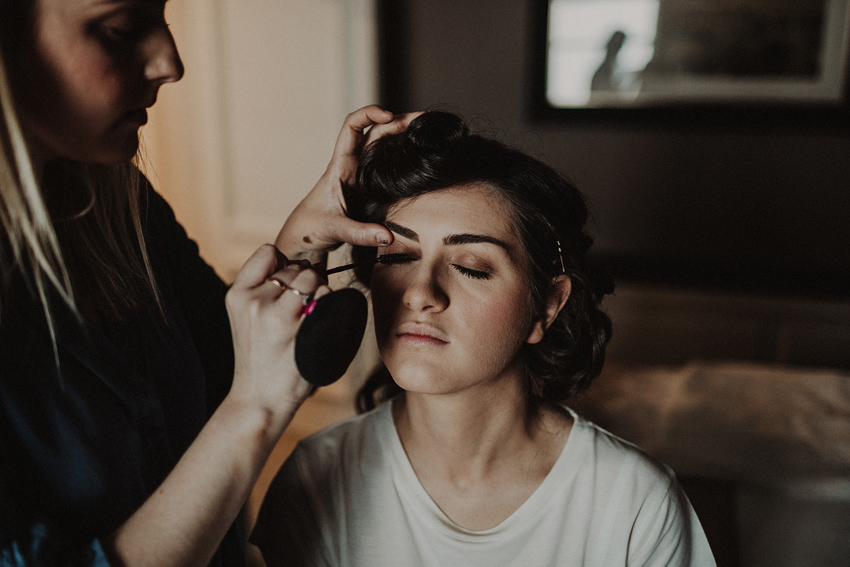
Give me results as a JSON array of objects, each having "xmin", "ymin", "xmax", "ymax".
[
  {"xmin": 402, "ymin": 266, "xmax": 448, "ymax": 313},
  {"xmin": 143, "ymin": 27, "xmax": 184, "ymax": 85}
]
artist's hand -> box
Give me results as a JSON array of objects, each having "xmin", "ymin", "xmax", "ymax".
[
  {"xmin": 225, "ymin": 245, "xmax": 327, "ymax": 431},
  {"xmin": 105, "ymin": 245, "xmax": 328, "ymax": 567},
  {"xmin": 276, "ymin": 105, "xmax": 420, "ymax": 261}
]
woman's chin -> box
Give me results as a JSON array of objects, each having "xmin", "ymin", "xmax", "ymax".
[
  {"xmin": 388, "ymin": 367, "xmax": 448, "ymax": 395},
  {"xmin": 102, "ymin": 135, "xmax": 141, "ymax": 164},
  {"xmin": 57, "ymin": 141, "xmax": 139, "ymax": 166}
]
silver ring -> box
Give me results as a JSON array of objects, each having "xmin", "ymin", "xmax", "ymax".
[{"xmin": 288, "ymin": 287, "xmax": 314, "ymax": 306}]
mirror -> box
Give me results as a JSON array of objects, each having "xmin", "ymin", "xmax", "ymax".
[{"xmin": 541, "ymin": 0, "xmax": 850, "ymax": 108}]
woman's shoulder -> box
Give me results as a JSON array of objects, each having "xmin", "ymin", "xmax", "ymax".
[
  {"xmin": 567, "ymin": 409, "xmax": 677, "ymax": 492},
  {"xmin": 562, "ymin": 411, "xmax": 715, "ymax": 566},
  {"xmin": 292, "ymin": 402, "xmax": 394, "ymax": 465}
]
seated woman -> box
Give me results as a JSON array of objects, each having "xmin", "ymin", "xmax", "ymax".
[{"xmin": 251, "ymin": 111, "xmax": 715, "ymax": 566}]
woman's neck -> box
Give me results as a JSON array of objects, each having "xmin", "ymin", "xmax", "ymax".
[
  {"xmin": 393, "ymin": 377, "xmax": 571, "ymax": 477},
  {"xmin": 392, "ymin": 386, "xmax": 573, "ymax": 530},
  {"xmin": 394, "ymin": 388, "xmax": 528, "ymax": 471}
]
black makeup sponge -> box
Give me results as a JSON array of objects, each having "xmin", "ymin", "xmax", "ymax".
[{"xmin": 294, "ymin": 287, "xmax": 369, "ymax": 387}]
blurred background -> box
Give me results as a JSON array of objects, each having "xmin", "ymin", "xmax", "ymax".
[{"xmin": 144, "ymin": 1, "xmax": 850, "ymax": 565}]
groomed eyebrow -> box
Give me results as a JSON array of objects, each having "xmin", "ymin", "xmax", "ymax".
[
  {"xmin": 384, "ymin": 221, "xmax": 418, "ymax": 242},
  {"xmin": 444, "ymin": 233, "xmax": 510, "ymax": 251},
  {"xmin": 384, "ymin": 220, "xmax": 510, "ymax": 251}
]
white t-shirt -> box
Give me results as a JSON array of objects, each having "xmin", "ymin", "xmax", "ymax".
[{"xmin": 252, "ymin": 401, "xmax": 715, "ymax": 567}]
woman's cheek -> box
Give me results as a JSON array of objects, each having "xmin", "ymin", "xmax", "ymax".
[
  {"xmin": 370, "ymin": 277, "xmax": 402, "ymax": 347},
  {"xmin": 482, "ymin": 296, "xmax": 537, "ymax": 348}
]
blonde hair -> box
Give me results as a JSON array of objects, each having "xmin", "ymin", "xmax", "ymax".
[
  {"xmin": 0, "ymin": 43, "xmax": 74, "ymax": 336},
  {"xmin": 1, "ymin": 19, "xmax": 160, "ymax": 352}
]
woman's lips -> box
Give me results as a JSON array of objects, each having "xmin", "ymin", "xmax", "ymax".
[{"xmin": 396, "ymin": 322, "xmax": 449, "ymax": 346}]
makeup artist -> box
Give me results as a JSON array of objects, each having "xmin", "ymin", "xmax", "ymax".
[{"xmin": 0, "ymin": 0, "xmax": 407, "ymax": 565}]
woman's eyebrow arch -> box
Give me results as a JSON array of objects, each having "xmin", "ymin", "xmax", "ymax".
[
  {"xmin": 384, "ymin": 221, "xmax": 419, "ymax": 241},
  {"xmin": 385, "ymin": 221, "xmax": 508, "ymax": 250},
  {"xmin": 444, "ymin": 233, "xmax": 510, "ymax": 250}
]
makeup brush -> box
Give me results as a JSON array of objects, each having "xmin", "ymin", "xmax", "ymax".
[{"xmin": 325, "ymin": 253, "xmax": 410, "ymax": 275}]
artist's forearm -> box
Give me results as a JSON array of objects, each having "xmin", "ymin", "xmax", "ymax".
[{"xmin": 104, "ymin": 396, "xmax": 297, "ymax": 567}]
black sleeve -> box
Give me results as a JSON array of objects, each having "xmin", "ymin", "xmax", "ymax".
[
  {"xmin": 0, "ymin": 521, "xmax": 113, "ymax": 566},
  {"xmin": 140, "ymin": 181, "xmax": 235, "ymax": 416},
  {"xmin": 1, "ymin": 463, "xmax": 112, "ymax": 566}
]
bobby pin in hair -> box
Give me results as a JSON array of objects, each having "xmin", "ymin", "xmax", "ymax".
[{"xmin": 556, "ymin": 240, "xmax": 567, "ymax": 274}]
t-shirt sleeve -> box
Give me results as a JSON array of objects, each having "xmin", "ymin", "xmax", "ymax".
[
  {"xmin": 250, "ymin": 446, "xmax": 334, "ymax": 567},
  {"xmin": 628, "ymin": 476, "xmax": 717, "ymax": 567}
]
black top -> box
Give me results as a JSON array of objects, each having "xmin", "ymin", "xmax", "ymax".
[{"xmin": 0, "ymin": 182, "xmax": 244, "ymax": 565}]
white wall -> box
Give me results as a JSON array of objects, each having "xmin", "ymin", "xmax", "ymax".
[
  {"xmin": 143, "ymin": 0, "xmax": 379, "ymax": 281},
  {"xmin": 140, "ymin": 1, "xmax": 383, "ymax": 452}
]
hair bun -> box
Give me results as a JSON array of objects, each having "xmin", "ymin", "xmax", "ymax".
[{"xmin": 407, "ymin": 111, "xmax": 469, "ymax": 152}]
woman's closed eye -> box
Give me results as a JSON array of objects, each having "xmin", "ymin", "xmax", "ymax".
[
  {"xmin": 379, "ymin": 253, "xmax": 415, "ymax": 266},
  {"xmin": 378, "ymin": 251, "xmax": 490, "ymax": 280},
  {"xmin": 96, "ymin": 9, "xmax": 164, "ymax": 48},
  {"xmin": 452, "ymin": 264, "xmax": 490, "ymax": 280}
]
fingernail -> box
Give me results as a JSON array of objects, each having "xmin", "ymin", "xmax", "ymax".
[{"xmin": 303, "ymin": 300, "xmax": 317, "ymax": 315}]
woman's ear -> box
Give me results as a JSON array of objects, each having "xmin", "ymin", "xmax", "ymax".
[{"xmin": 527, "ymin": 275, "xmax": 572, "ymax": 345}]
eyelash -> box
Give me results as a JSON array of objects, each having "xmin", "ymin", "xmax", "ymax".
[
  {"xmin": 383, "ymin": 254, "xmax": 490, "ymax": 280},
  {"xmin": 102, "ymin": 25, "xmax": 138, "ymax": 43},
  {"xmin": 453, "ymin": 265, "xmax": 490, "ymax": 280},
  {"xmin": 98, "ymin": 11, "xmax": 162, "ymax": 47}
]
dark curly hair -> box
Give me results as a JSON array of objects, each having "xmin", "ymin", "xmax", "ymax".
[{"xmin": 349, "ymin": 111, "xmax": 612, "ymax": 413}]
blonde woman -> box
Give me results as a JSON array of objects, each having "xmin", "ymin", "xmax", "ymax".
[{"xmin": 0, "ymin": 0, "xmax": 409, "ymax": 565}]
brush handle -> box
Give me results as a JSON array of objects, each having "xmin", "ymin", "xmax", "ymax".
[
  {"xmin": 324, "ymin": 253, "xmax": 409, "ymax": 275},
  {"xmin": 325, "ymin": 260, "xmax": 367, "ymax": 275}
]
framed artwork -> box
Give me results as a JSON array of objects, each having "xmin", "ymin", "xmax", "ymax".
[{"xmin": 530, "ymin": 0, "xmax": 850, "ymax": 127}]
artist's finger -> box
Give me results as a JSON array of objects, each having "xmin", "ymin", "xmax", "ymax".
[
  {"xmin": 321, "ymin": 215, "xmax": 394, "ymax": 249},
  {"xmin": 364, "ymin": 111, "xmax": 423, "ymax": 146},
  {"xmin": 333, "ymin": 105, "xmax": 395, "ymax": 158},
  {"xmin": 267, "ymin": 265, "xmax": 323, "ymax": 310},
  {"xmin": 232, "ymin": 244, "xmax": 281, "ymax": 290},
  {"xmin": 266, "ymin": 262, "xmax": 313, "ymax": 291},
  {"xmin": 287, "ymin": 267, "xmax": 323, "ymax": 295},
  {"xmin": 289, "ymin": 258, "xmax": 312, "ymax": 270},
  {"xmin": 312, "ymin": 285, "xmax": 332, "ymax": 301}
]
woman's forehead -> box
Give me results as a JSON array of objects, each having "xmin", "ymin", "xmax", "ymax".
[
  {"xmin": 387, "ymin": 183, "xmax": 513, "ymax": 231},
  {"xmin": 386, "ymin": 184, "xmax": 520, "ymax": 244}
]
